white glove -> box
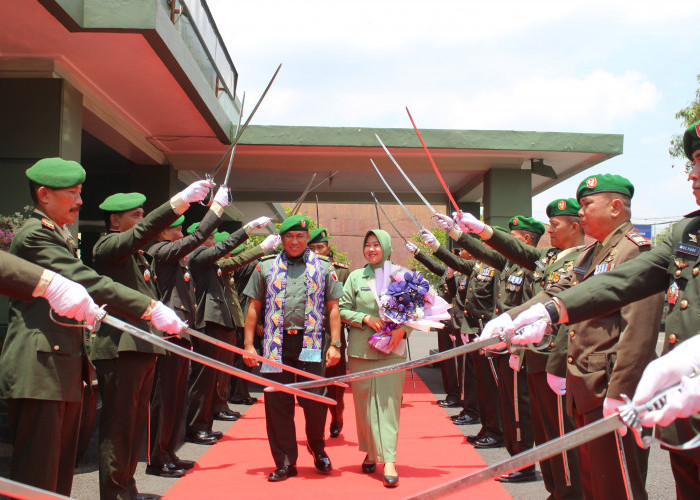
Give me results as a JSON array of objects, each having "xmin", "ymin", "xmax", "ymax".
[
  {"xmin": 603, "ymin": 397, "xmax": 627, "ymax": 435},
  {"xmin": 547, "ymin": 373, "xmax": 567, "ymax": 395},
  {"xmin": 150, "ymin": 301, "xmax": 187, "ymax": 335},
  {"xmin": 42, "ymin": 274, "xmax": 101, "ymax": 329},
  {"xmin": 433, "ymin": 213, "xmax": 455, "ymax": 230},
  {"xmin": 260, "ymin": 234, "xmax": 281, "ymax": 251},
  {"xmin": 479, "ymin": 312, "xmax": 515, "ymax": 350},
  {"xmin": 638, "ymin": 375, "xmax": 700, "ymax": 427},
  {"xmin": 510, "ymin": 319, "xmax": 551, "ymax": 345},
  {"xmin": 245, "ymin": 216, "xmax": 272, "ymax": 234},
  {"xmin": 633, "ymin": 336, "xmax": 700, "ymax": 408},
  {"xmin": 452, "ymin": 211, "xmax": 485, "ymax": 234},
  {"xmin": 180, "ymin": 180, "xmax": 213, "ymax": 204},
  {"xmin": 419, "ymin": 229, "xmax": 440, "ymax": 251},
  {"xmin": 213, "ymin": 186, "xmax": 230, "ymax": 207},
  {"xmin": 509, "ymin": 354, "xmax": 521, "ymax": 372},
  {"xmin": 405, "ymin": 241, "xmax": 419, "ymax": 254}
]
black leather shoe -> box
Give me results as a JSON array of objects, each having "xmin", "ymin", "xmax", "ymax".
[
  {"xmin": 214, "ymin": 410, "xmax": 239, "ymax": 421},
  {"xmin": 361, "ymin": 454, "xmax": 376, "ymax": 474},
  {"xmin": 453, "ymin": 414, "xmax": 481, "ymax": 425},
  {"xmin": 329, "ymin": 421, "xmax": 343, "ymax": 438},
  {"xmin": 185, "ymin": 430, "xmax": 218, "ymax": 445},
  {"xmin": 383, "ymin": 474, "xmax": 399, "ymax": 487},
  {"xmin": 307, "ymin": 445, "xmax": 332, "ymax": 473},
  {"xmin": 135, "ymin": 494, "xmax": 161, "ymax": 500},
  {"xmin": 209, "ymin": 430, "xmax": 223, "ymax": 439},
  {"xmin": 230, "ymin": 396, "xmax": 258, "ymax": 405},
  {"xmin": 145, "ymin": 462, "xmax": 186, "ymax": 478},
  {"xmin": 465, "ymin": 432, "xmax": 484, "ymax": 444},
  {"xmin": 449, "ymin": 410, "xmax": 466, "ymax": 420},
  {"xmin": 268, "ymin": 465, "xmax": 298, "ymax": 482},
  {"xmin": 496, "ymin": 470, "xmax": 539, "ymax": 483},
  {"xmin": 172, "ymin": 457, "xmax": 195, "ymax": 470},
  {"xmin": 437, "ymin": 399, "xmax": 461, "ymax": 408},
  {"xmin": 472, "ymin": 435, "xmax": 504, "ymax": 449}
]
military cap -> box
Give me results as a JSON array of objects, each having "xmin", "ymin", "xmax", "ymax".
[
  {"xmin": 279, "ymin": 214, "xmax": 310, "ymax": 234},
  {"xmin": 509, "ymin": 215, "xmax": 545, "ymax": 235},
  {"xmin": 26, "ymin": 157, "xmax": 86, "ymax": 188},
  {"xmin": 576, "ymin": 174, "xmax": 634, "ymax": 202},
  {"xmin": 170, "ymin": 215, "xmax": 185, "ymax": 228},
  {"xmin": 683, "ymin": 120, "xmax": 700, "ymax": 161},
  {"xmin": 99, "ymin": 192, "xmax": 146, "ymax": 212},
  {"xmin": 186, "ymin": 222, "xmax": 200, "ymax": 235},
  {"xmin": 214, "ymin": 231, "xmax": 229, "ymax": 243},
  {"xmin": 308, "ymin": 227, "xmax": 329, "ymax": 245},
  {"xmin": 546, "ymin": 198, "xmax": 581, "ymax": 218}
]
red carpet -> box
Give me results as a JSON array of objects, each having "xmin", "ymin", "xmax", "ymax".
[{"xmin": 163, "ymin": 375, "xmax": 511, "ymax": 499}]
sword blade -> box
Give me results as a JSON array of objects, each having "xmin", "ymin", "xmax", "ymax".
[
  {"xmin": 405, "ymin": 107, "xmax": 460, "ymax": 212},
  {"xmin": 370, "ymin": 159, "xmax": 423, "ymax": 231},
  {"xmin": 0, "ymin": 476, "xmax": 71, "ymax": 500},
  {"xmin": 223, "ymin": 92, "xmax": 246, "ymax": 187},
  {"xmin": 291, "ymin": 171, "xmax": 339, "ymax": 213},
  {"xmin": 375, "ymin": 133, "xmax": 436, "ymax": 213},
  {"xmin": 264, "ymin": 335, "xmax": 503, "ymax": 392},
  {"xmin": 408, "ymin": 414, "xmax": 624, "ymax": 500},
  {"xmin": 370, "ymin": 192, "xmax": 407, "ymax": 242},
  {"xmin": 101, "ymin": 315, "xmax": 336, "ymax": 405},
  {"xmin": 184, "ymin": 327, "xmax": 348, "ymax": 388},
  {"xmin": 290, "ymin": 173, "xmax": 317, "ymax": 215}
]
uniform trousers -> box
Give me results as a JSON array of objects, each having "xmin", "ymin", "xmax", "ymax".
[
  {"xmin": 8, "ymin": 397, "xmax": 82, "ymax": 496},
  {"xmin": 149, "ymin": 338, "xmax": 191, "ymax": 467},
  {"xmin": 456, "ymin": 334, "xmax": 479, "ymax": 417},
  {"xmin": 526, "ymin": 370, "xmax": 582, "ymax": 499},
  {"xmin": 575, "ymin": 405, "xmax": 649, "ymax": 500},
  {"xmin": 472, "ymin": 351, "xmax": 502, "ymax": 438},
  {"xmin": 325, "ymin": 329, "xmax": 347, "ymax": 424},
  {"xmin": 263, "ymin": 348, "xmax": 327, "ymax": 467},
  {"xmin": 349, "ymin": 356, "xmax": 406, "ymax": 463},
  {"xmin": 187, "ymin": 322, "xmax": 228, "ymax": 433},
  {"xmin": 437, "ymin": 324, "xmax": 461, "ymax": 404},
  {"xmin": 494, "ymin": 355, "xmax": 535, "ymax": 473},
  {"xmin": 668, "ymin": 451, "xmax": 700, "ymax": 500},
  {"xmin": 94, "ymin": 351, "xmax": 157, "ymax": 500},
  {"xmin": 229, "ymin": 327, "xmax": 252, "ymax": 401},
  {"xmin": 213, "ymin": 327, "xmax": 237, "ymax": 414}
]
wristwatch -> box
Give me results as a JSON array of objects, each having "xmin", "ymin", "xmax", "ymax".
[{"xmin": 330, "ymin": 340, "xmax": 342, "ymax": 348}]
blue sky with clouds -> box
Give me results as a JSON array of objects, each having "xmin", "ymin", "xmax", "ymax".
[{"xmin": 207, "ymin": 0, "xmax": 700, "ymax": 235}]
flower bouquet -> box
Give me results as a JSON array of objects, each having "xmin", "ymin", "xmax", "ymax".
[{"xmin": 366, "ymin": 261, "xmax": 452, "ymax": 354}]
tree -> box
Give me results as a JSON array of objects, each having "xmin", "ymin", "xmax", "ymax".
[{"xmin": 670, "ymin": 73, "xmax": 700, "ymax": 172}]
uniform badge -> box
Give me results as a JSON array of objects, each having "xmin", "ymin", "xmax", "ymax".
[
  {"xmin": 675, "ymin": 242, "xmax": 700, "ymax": 257},
  {"xmin": 573, "ymin": 266, "xmax": 587, "ymax": 275},
  {"xmin": 330, "ymin": 270, "xmax": 338, "ymax": 281},
  {"xmin": 301, "ymin": 219, "xmax": 307, "ymax": 228},
  {"xmin": 184, "ymin": 271, "xmax": 191, "ymax": 282},
  {"xmin": 586, "ymin": 177, "xmax": 597, "ymax": 188},
  {"xmin": 675, "ymin": 258, "xmax": 690, "ymax": 269},
  {"xmin": 143, "ymin": 269, "xmax": 151, "ymax": 281},
  {"xmin": 605, "ymin": 254, "xmax": 614, "ymax": 263},
  {"xmin": 690, "ymin": 234, "xmax": 699, "ymax": 244},
  {"xmin": 512, "ymin": 217, "xmax": 519, "ymax": 226},
  {"xmin": 558, "ymin": 200, "xmax": 567, "ymax": 210},
  {"xmin": 217, "ymin": 268, "xmax": 222, "ymax": 277},
  {"xmin": 667, "ymin": 282, "xmax": 679, "ymax": 305},
  {"xmin": 41, "ymin": 218, "xmax": 55, "ymax": 230},
  {"xmin": 229, "ymin": 277, "xmax": 235, "ymax": 286},
  {"xmin": 593, "ymin": 263, "xmax": 613, "ymax": 275}
]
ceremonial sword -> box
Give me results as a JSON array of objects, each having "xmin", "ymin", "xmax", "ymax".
[
  {"xmin": 369, "ymin": 191, "xmax": 407, "ymax": 242},
  {"xmin": 95, "ymin": 314, "xmax": 336, "ymax": 405},
  {"xmin": 370, "ymin": 159, "xmax": 423, "ymax": 231},
  {"xmin": 290, "ymin": 171, "xmax": 339, "ymax": 215}
]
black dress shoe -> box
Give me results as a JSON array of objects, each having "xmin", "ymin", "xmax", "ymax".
[
  {"xmin": 268, "ymin": 465, "xmax": 298, "ymax": 482},
  {"xmin": 145, "ymin": 462, "xmax": 186, "ymax": 478},
  {"xmin": 172, "ymin": 457, "xmax": 195, "ymax": 470},
  {"xmin": 453, "ymin": 414, "xmax": 481, "ymax": 425},
  {"xmin": 496, "ymin": 470, "xmax": 539, "ymax": 483},
  {"xmin": 214, "ymin": 410, "xmax": 239, "ymax": 421},
  {"xmin": 465, "ymin": 431, "xmax": 484, "ymax": 444},
  {"xmin": 329, "ymin": 421, "xmax": 343, "ymax": 438},
  {"xmin": 230, "ymin": 396, "xmax": 257, "ymax": 405},
  {"xmin": 185, "ymin": 430, "xmax": 218, "ymax": 445},
  {"xmin": 383, "ymin": 474, "xmax": 399, "ymax": 487},
  {"xmin": 135, "ymin": 494, "xmax": 161, "ymax": 500},
  {"xmin": 449, "ymin": 410, "xmax": 466, "ymax": 420},
  {"xmin": 209, "ymin": 430, "xmax": 223, "ymax": 439},
  {"xmin": 306, "ymin": 444, "xmax": 332, "ymax": 473},
  {"xmin": 472, "ymin": 435, "xmax": 504, "ymax": 449},
  {"xmin": 361, "ymin": 454, "xmax": 376, "ymax": 474},
  {"xmin": 437, "ymin": 399, "xmax": 461, "ymax": 408}
]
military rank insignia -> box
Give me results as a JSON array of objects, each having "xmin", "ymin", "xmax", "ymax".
[
  {"xmin": 667, "ymin": 282, "xmax": 679, "ymax": 305},
  {"xmin": 217, "ymin": 268, "xmax": 222, "ymax": 277},
  {"xmin": 184, "ymin": 270, "xmax": 191, "ymax": 282},
  {"xmin": 41, "ymin": 218, "xmax": 55, "ymax": 230},
  {"xmin": 143, "ymin": 269, "xmax": 151, "ymax": 281}
]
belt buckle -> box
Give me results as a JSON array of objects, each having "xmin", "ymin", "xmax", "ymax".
[{"xmin": 287, "ymin": 329, "xmax": 299, "ymax": 335}]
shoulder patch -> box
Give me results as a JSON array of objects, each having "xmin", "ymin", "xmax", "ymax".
[
  {"xmin": 627, "ymin": 231, "xmax": 650, "ymax": 247},
  {"xmin": 41, "ymin": 218, "xmax": 55, "ymax": 230},
  {"xmin": 333, "ymin": 262, "xmax": 349, "ymax": 269},
  {"xmin": 317, "ymin": 254, "xmax": 330, "ymax": 262}
]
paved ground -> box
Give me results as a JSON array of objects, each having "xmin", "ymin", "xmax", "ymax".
[{"xmin": 0, "ymin": 330, "xmax": 675, "ymax": 499}]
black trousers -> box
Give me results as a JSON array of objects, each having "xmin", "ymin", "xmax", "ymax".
[
  {"xmin": 472, "ymin": 351, "xmax": 501, "ymax": 438},
  {"xmin": 325, "ymin": 328, "xmax": 347, "ymax": 424},
  {"xmin": 149, "ymin": 338, "xmax": 191, "ymax": 467},
  {"xmin": 456, "ymin": 333, "xmax": 479, "ymax": 417},
  {"xmin": 8, "ymin": 397, "xmax": 82, "ymax": 496},
  {"xmin": 437, "ymin": 324, "xmax": 461, "ymax": 403},
  {"xmin": 94, "ymin": 352, "xmax": 157, "ymax": 500},
  {"xmin": 669, "ymin": 451, "xmax": 700, "ymax": 500},
  {"xmin": 213, "ymin": 327, "xmax": 236, "ymax": 414},
  {"xmin": 230, "ymin": 327, "xmax": 252, "ymax": 401}
]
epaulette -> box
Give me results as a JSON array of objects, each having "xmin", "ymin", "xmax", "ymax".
[
  {"xmin": 317, "ymin": 254, "xmax": 330, "ymax": 262},
  {"xmin": 258, "ymin": 254, "xmax": 276, "ymax": 261},
  {"xmin": 582, "ymin": 241, "xmax": 597, "ymax": 251},
  {"xmin": 627, "ymin": 231, "xmax": 650, "ymax": 247},
  {"xmin": 332, "ymin": 261, "xmax": 349, "ymax": 269},
  {"xmin": 41, "ymin": 218, "xmax": 55, "ymax": 231}
]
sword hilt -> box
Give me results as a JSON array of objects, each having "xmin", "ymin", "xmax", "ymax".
[{"xmin": 199, "ymin": 174, "xmax": 216, "ymax": 206}]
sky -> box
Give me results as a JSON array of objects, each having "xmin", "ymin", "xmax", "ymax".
[{"xmin": 206, "ymin": 0, "xmax": 700, "ymax": 237}]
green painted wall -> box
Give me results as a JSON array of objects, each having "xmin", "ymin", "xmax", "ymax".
[{"xmin": 483, "ymin": 169, "xmax": 532, "ymax": 228}]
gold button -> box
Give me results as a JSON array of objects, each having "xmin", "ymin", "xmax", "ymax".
[
  {"xmin": 53, "ymin": 345, "xmax": 60, "ymax": 351},
  {"xmin": 569, "ymin": 330, "xmax": 575, "ymax": 338},
  {"xmin": 675, "ymin": 270, "xmax": 682, "ymax": 277},
  {"xmin": 694, "ymin": 268, "xmax": 699, "ymax": 277},
  {"xmin": 541, "ymin": 281, "xmax": 546, "ymax": 286},
  {"xmin": 481, "ymin": 315, "xmax": 485, "ymax": 319},
  {"xmin": 668, "ymin": 333, "xmax": 677, "ymax": 344},
  {"xmin": 498, "ymin": 293, "xmax": 502, "ymax": 298},
  {"xmin": 680, "ymin": 300, "xmax": 689, "ymax": 310},
  {"xmin": 465, "ymin": 299, "xmax": 469, "ymax": 303},
  {"xmin": 567, "ymin": 356, "xmax": 573, "ymax": 364},
  {"xmin": 464, "ymin": 310, "xmax": 468, "ymax": 315},
  {"xmin": 550, "ymin": 342, "xmax": 555, "ymax": 348},
  {"xmin": 469, "ymin": 288, "xmax": 473, "ymax": 292},
  {"xmin": 495, "ymin": 309, "xmax": 499, "ymax": 314},
  {"xmin": 572, "ymin": 281, "xmax": 578, "ymax": 286}
]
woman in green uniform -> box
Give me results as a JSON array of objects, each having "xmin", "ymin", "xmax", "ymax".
[{"xmin": 339, "ymin": 229, "xmax": 405, "ymax": 488}]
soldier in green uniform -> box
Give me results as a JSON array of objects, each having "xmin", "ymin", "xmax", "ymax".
[
  {"xmin": 416, "ymin": 231, "xmax": 503, "ymax": 448},
  {"xmin": 212, "ymin": 232, "xmax": 280, "ymax": 419},
  {"xmin": 424, "ymin": 217, "xmax": 540, "ymax": 482},
  {"xmin": 242, "ymin": 215, "xmax": 343, "ymax": 482},
  {"xmin": 478, "ymin": 174, "xmax": 664, "ymax": 500},
  {"xmin": 147, "ymin": 187, "xmax": 229, "ymax": 478},
  {"xmin": 92, "ymin": 180, "xmax": 212, "ymax": 500},
  {"xmin": 499, "ymin": 124, "xmax": 700, "ymax": 499},
  {"xmin": 437, "ymin": 201, "xmax": 586, "ymax": 498},
  {"xmin": 307, "ymin": 227, "xmax": 350, "ymax": 438},
  {"xmin": 0, "ymin": 158, "xmax": 185, "ymax": 496}
]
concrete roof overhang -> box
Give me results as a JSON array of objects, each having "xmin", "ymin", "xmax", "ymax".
[{"xmin": 177, "ymin": 125, "xmax": 624, "ymax": 207}]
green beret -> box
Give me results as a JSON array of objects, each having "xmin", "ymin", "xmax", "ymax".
[
  {"xmin": 492, "ymin": 226, "xmax": 509, "ymax": 233},
  {"xmin": 99, "ymin": 192, "xmax": 146, "ymax": 212},
  {"xmin": 576, "ymin": 174, "xmax": 634, "ymax": 202},
  {"xmin": 186, "ymin": 222, "xmax": 200, "ymax": 235},
  {"xmin": 509, "ymin": 215, "xmax": 545, "ymax": 235},
  {"xmin": 26, "ymin": 157, "xmax": 86, "ymax": 188},
  {"xmin": 279, "ymin": 214, "xmax": 310, "ymax": 234},
  {"xmin": 683, "ymin": 120, "xmax": 700, "ymax": 161},
  {"xmin": 546, "ymin": 198, "xmax": 581, "ymax": 218},
  {"xmin": 214, "ymin": 231, "xmax": 229, "ymax": 243},
  {"xmin": 232, "ymin": 244, "xmax": 245, "ymax": 255},
  {"xmin": 170, "ymin": 215, "xmax": 185, "ymax": 228},
  {"xmin": 308, "ymin": 228, "xmax": 329, "ymax": 245}
]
